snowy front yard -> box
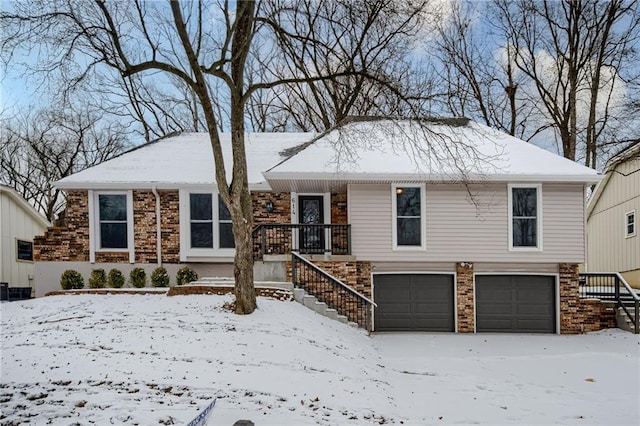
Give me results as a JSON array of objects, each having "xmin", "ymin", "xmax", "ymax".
[{"xmin": 1, "ymin": 294, "xmax": 638, "ymax": 425}]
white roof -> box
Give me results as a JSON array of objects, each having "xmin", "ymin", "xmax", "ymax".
[
  {"xmin": 264, "ymin": 118, "xmax": 601, "ymax": 191},
  {"xmin": 56, "ymin": 132, "xmax": 316, "ymax": 190}
]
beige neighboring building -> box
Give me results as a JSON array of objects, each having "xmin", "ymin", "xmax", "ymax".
[
  {"xmin": 0, "ymin": 185, "xmax": 51, "ymax": 295},
  {"xmin": 587, "ymin": 142, "xmax": 640, "ymax": 287}
]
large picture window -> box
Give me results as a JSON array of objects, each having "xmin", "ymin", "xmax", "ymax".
[
  {"xmin": 98, "ymin": 194, "xmax": 128, "ymax": 249},
  {"xmin": 188, "ymin": 193, "xmax": 234, "ymax": 250},
  {"xmin": 509, "ymin": 184, "xmax": 542, "ymax": 249},
  {"xmin": 392, "ymin": 185, "xmax": 425, "ymax": 249}
]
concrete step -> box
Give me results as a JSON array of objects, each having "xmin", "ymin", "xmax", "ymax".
[
  {"xmin": 336, "ymin": 314, "xmax": 348, "ymax": 324},
  {"xmin": 303, "ymin": 295, "xmax": 317, "ymax": 309},
  {"xmin": 325, "ymin": 308, "xmax": 338, "ymax": 320},
  {"xmin": 293, "ymin": 288, "xmax": 306, "ymax": 303},
  {"xmin": 313, "ymin": 301, "xmax": 328, "ymax": 315}
]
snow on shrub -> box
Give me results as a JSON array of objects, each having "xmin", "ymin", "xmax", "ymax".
[
  {"xmin": 60, "ymin": 270, "xmax": 84, "ymax": 290},
  {"xmin": 129, "ymin": 268, "xmax": 147, "ymax": 288},
  {"xmin": 176, "ymin": 267, "xmax": 198, "ymax": 285},
  {"xmin": 151, "ymin": 267, "xmax": 170, "ymax": 287}
]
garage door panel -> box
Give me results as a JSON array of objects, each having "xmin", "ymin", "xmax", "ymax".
[
  {"xmin": 476, "ymin": 275, "xmax": 555, "ymax": 333},
  {"xmin": 374, "ymin": 274, "xmax": 454, "ymax": 332}
]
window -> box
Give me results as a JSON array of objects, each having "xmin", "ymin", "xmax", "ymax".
[
  {"xmin": 218, "ymin": 196, "xmax": 234, "ymax": 248},
  {"xmin": 16, "ymin": 240, "xmax": 33, "ymax": 261},
  {"xmin": 189, "ymin": 193, "xmax": 234, "ymax": 249},
  {"xmin": 98, "ymin": 194, "xmax": 128, "ymax": 249},
  {"xmin": 509, "ymin": 184, "xmax": 542, "ymax": 249},
  {"xmin": 392, "ymin": 185, "xmax": 425, "ymax": 249},
  {"xmin": 626, "ymin": 211, "xmax": 636, "ymax": 238},
  {"xmin": 190, "ymin": 194, "xmax": 213, "ymax": 248}
]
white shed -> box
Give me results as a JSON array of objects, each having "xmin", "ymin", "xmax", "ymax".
[{"xmin": 0, "ymin": 185, "xmax": 51, "ymax": 295}]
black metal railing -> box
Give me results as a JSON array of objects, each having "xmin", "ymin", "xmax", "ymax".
[
  {"xmin": 252, "ymin": 223, "xmax": 351, "ymax": 260},
  {"xmin": 291, "ymin": 252, "xmax": 376, "ymax": 331},
  {"xmin": 579, "ymin": 272, "xmax": 639, "ymax": 334}
]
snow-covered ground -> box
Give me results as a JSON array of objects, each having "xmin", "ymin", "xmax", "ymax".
[{"xmin": 1, "ymin": 294, "xmax": 638, "ymax": 425}]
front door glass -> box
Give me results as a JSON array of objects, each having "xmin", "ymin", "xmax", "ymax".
[{"xmin": 299, "ymin": 196, "xmax": 324, "ymax": 253}]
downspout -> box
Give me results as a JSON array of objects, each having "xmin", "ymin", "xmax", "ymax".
[{"xmin": 151, "ymin": 186, "xmax": 162, "ymax": 266}]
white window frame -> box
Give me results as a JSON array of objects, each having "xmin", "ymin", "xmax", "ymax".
[
  {"xmin": 391, "ymin": 184, "xmax": 426, "ymax": 251},
  {"xmin": 625, "ymin": 210, "xmax": 636, "ymax": 238},
  {"xmin": 179, "ymin": 189, "xmax": 235, "ymax": 260},
  {"xmin": 508, "ymin": 183, "xmax": 543, "ymax": 251},
  {"xmin": 89, "ymin": 190, "xmax": 134, "ymax": 263}
]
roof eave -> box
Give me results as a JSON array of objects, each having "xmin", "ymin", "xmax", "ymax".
[{"xmin": 263, "ymin": 172, "xmax": 602, "ymax": 184}]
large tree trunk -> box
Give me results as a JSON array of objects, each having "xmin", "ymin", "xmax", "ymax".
[{"xmin": 231, "ymin": 188, "xmax": 256, "ymax": 314}]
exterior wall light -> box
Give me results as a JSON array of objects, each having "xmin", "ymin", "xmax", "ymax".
[{"xmin": 265, "ymin": 200, "xmax": 274, "ymax": 213}]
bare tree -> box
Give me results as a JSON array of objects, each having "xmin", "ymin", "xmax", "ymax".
[
  {"xmin": 2, "ymin": 0, "xmax": 431, "ymax": 313},
  {"xmin": 434, "ymin": 1, "xmax": 531, "ymax": 138},
  {"xmin": 247, "ymin": 0, "xmax": 437, "ymax": 132},
  {"xmin": 0, "ymin": 107, "xmax": 128, "ymax": 222},
  {"xmin": 494, "ymin": 0, "xmax": 640, "ymax": 167}
]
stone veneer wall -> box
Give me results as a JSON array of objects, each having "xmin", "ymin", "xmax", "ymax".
[
  {"xmin": 34, "ymin": 191, "xmax": 90, "ymax": 261},
  {"xmin": 559, "ymin": 263, "xmax": 616, "ymax": 333},
  {"xmin": 456, "ymin": 262, "xmax": 475, "ymax": 333}
]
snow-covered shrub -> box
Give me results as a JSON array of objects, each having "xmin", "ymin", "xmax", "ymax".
[
  {"xmin": 130, "ymin": 268, "xmax": 147, "ymax": 288},
  {"xmin": 88, "ymin": 268, "xmax": 107, "ymax": 289},
  {"xmin": 176, "ymin": 267, "xmax": 198, "ymax": 285},
  {"xmin": 108, "ymin": 269, "xmax": 125, "ymax": 288},
  {"xmin": 151, "ymin": 267, "xmax": 170, "ymax": 287},
  {"xmin": 60, "ymin": 270, "xmax": 84, "ymax": 290}
]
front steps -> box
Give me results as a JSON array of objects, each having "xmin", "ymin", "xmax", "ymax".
[
  {"xmin": 616, "ymin": 306, "xmax": 638, "ymax": 333},
  {"xmin": 293, "ymin": 288, "xmax": 357, "ymax": 327}
]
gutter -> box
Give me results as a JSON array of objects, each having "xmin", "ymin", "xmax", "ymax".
[{"xmin": 151, "ymin": 186, "xmax": 162, "ymax": 266}]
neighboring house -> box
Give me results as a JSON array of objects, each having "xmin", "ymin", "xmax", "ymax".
[
  {"xmin": 1, "ymin": 184, "xmax": 51, "ymax": 295},
  {"xmin": 35, "ymin": 117, "xmax": 607, "ymax": 334},
  {"xmin": 586, "ymin": 141, "xmax": 640, "ymax": 287}
]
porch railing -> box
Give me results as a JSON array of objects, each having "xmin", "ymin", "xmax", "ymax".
[
  {"xmin": 291, "ymin": 252, "xmax": 376, "ymax": 331},
  {"xmin": 252, "ymin": 223, "xmax": 351, "ymax": 260},
  {"xmin": 579, "ymin": 272, "xmax": 639, "ymax": 334}
]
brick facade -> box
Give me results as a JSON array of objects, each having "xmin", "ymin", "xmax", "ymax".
[
  {"xmin": 252, "ymin": 192, "xmax": 291, "ymax": 224},
  {"xmin": 34, "ymin": 191, "xmax": 90, "ymax": 261},
  {"xmin": 35, "ymin": 190, "xmax": 181, "ymax": 264},
  {"xmin": 331, "ymin": 192, "xmax": 348, "ymax": 224},
  {"xmin": 559, "ymin": 263, "xmax": 615, "ymax": 333},
  {"xmin": 287, "ymin": 260, "xmax": 372, "ymax": 298},
  {"xmin": 456, "ymin": 262, "xmax": 475, "ymax": 333}
]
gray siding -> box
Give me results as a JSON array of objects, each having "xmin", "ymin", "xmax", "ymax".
[
  {"xmin": 587, "ymin": 157, "xmax": 640, "ymax": 274},
  {"xmin": 348, "ymin": 183, "xmax": 586, "ymax": 263}
]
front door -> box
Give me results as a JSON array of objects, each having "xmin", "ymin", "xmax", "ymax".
[{"xmin": 299, "ymin": 195, "xmax": 324, "ymax": 253}]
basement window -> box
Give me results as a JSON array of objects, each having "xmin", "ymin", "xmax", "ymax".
[{"xmin": 16, "ymin": 240, "xmax": 33, "ymax": 261}]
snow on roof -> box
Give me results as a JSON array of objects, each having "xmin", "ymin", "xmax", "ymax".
[
  {"xmin": 265, "ymin": 118, "xmax": 601, "ymax": 186},
  {"xmin": 56, "ymin": 132, "xmax": 316, "ymax": 190}
]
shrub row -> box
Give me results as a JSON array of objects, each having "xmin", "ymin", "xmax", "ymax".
[{"xmin": 60, "ymin": 266, "xmax": 198, "ymax": 290}]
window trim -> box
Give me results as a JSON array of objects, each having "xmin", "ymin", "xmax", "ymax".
[
  {"xmin": 179, "ymin": 189, "xmax": 235, "ymax": 260},
  {"xmin": 508, "ymin": 183, "xmax": 543, "ymax": 251},
  {"xmin": 89, "ymin": 190, "xmax": 134, "ymax": 263},
  {"xmin": 16, "ymin": 239, "xmax": 34, "ymax": 262},
  {"xmin": 391, "ymin": 183, "xmax": 426, "ymax": 251},
  {"xmin": 625, "ymin": 210, "xmax": 636, "ymax": 238}
]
